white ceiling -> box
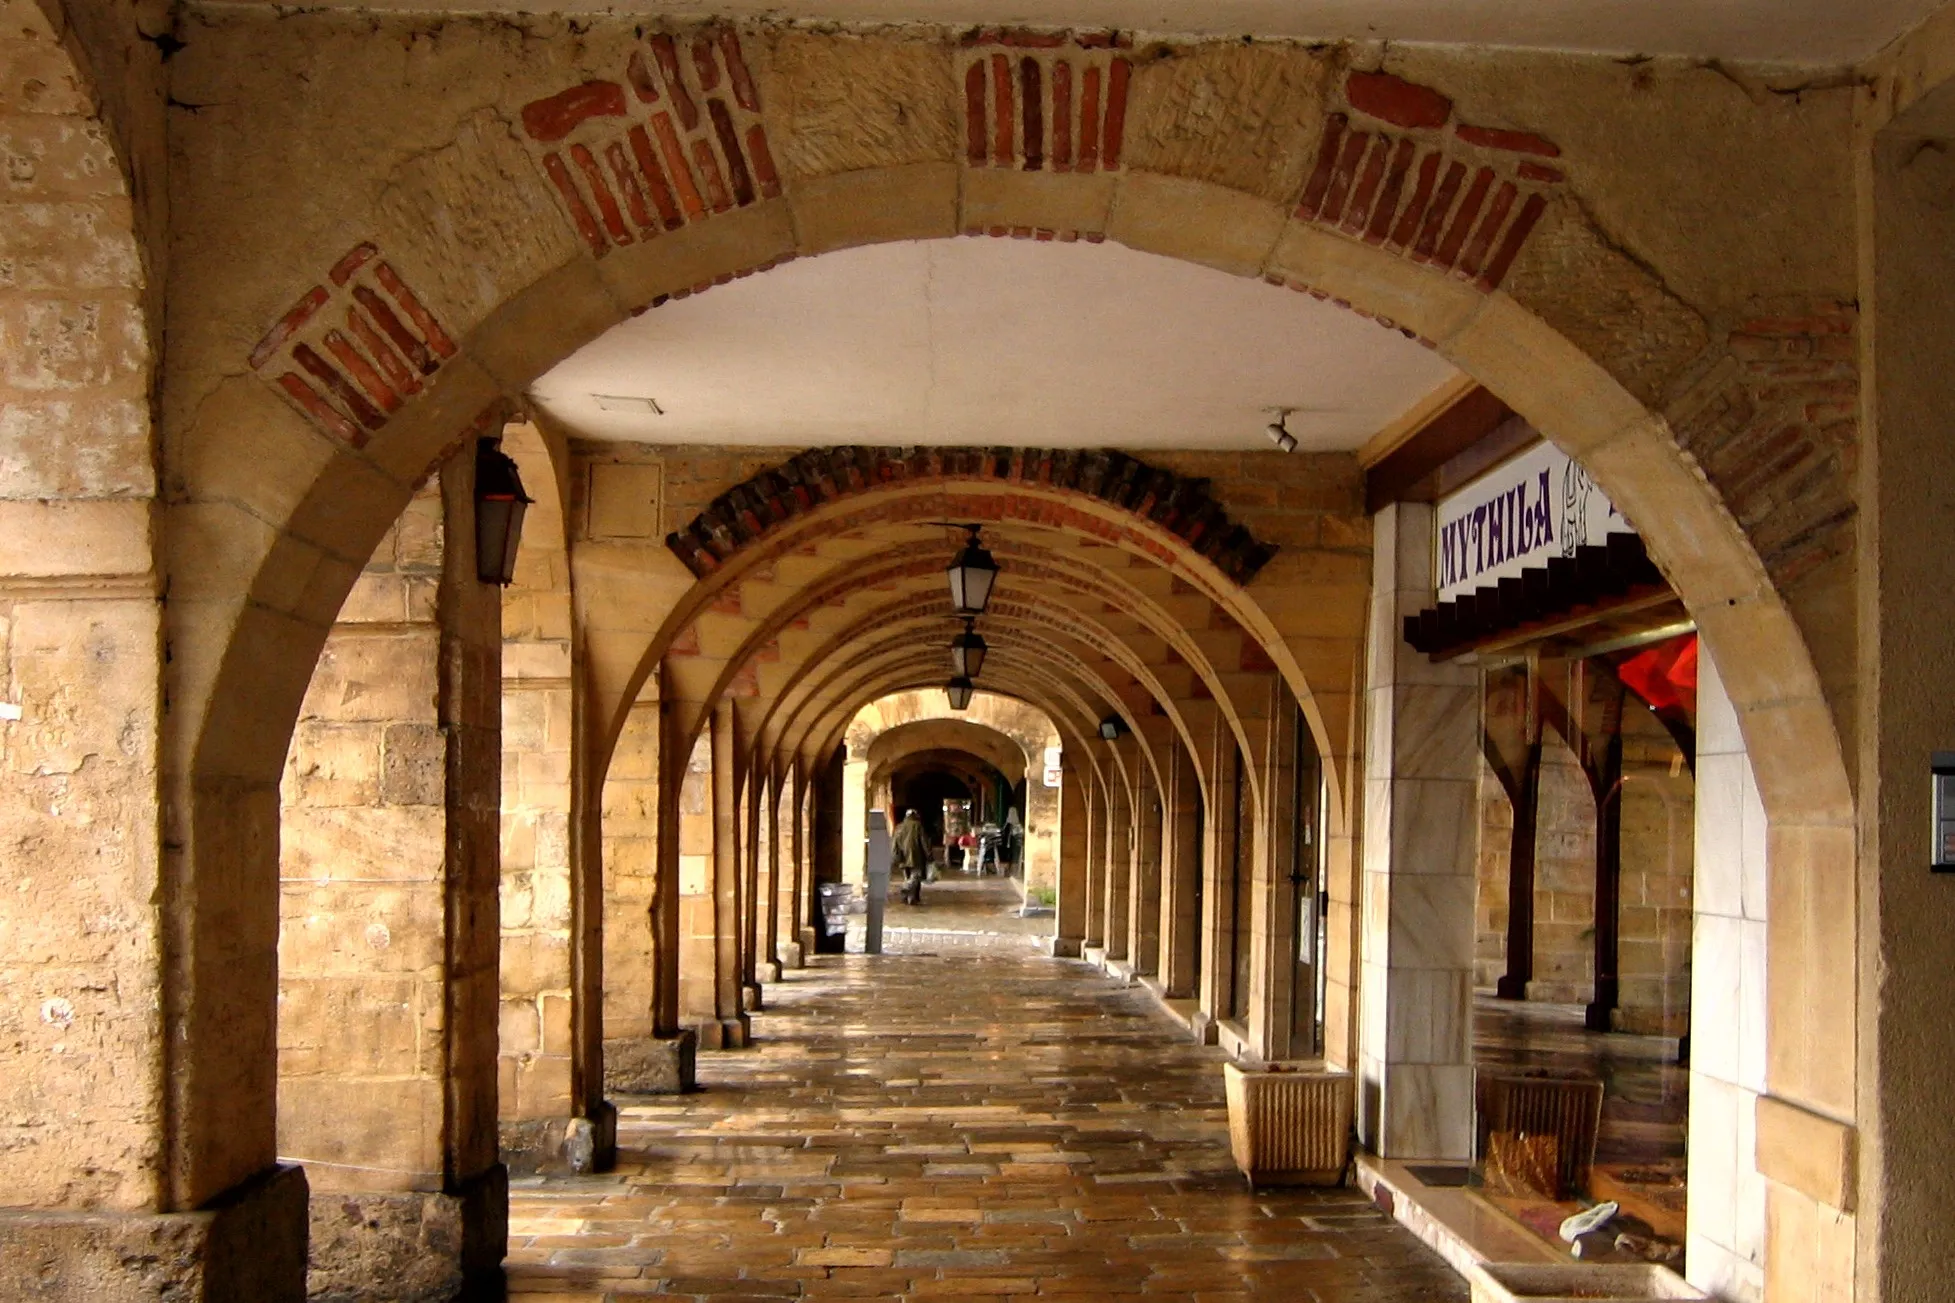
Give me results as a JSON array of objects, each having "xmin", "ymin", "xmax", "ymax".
[
  {"xmin": 529, "ymin": 239, "xmax": 1462, "ymax": 452},
  {"xmin": 204, "ymin": 0, "xmax": 1946, "ymax": 63}
]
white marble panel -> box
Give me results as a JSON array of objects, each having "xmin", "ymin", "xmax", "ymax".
[
  {"xmin": 1693, "ymin": 752, "xmax": 1745, "ymax": 920},
  {"xmin": 1365, "ymin": 691, "xmax": 1396, "ymax": 781},
  {"xmin": 1739, "ymin": 761, "xmax": 1769, "ymax": 923},
  {"xmin": 1686, "ymin": 1071, "xmax": 1741, "ymax": 1250},
  {"xmin": 1384, "ymin": 965, "xmax": 1472, "ymax": 1064},
  {"xmin": 1691, "ymin": 913, "xmax": 1743, "ymax": 1086},
  {"xmin": 1686, "ymin": 1233, "xmax": 1765, "ymax": 1303},
  {"xmin": 1360, "ymin": 957, "xmax": 1391, "ymax": 1056},
  {"xmin": 1382, "ymin": 1062, "xmax": 1474, "ymax": 1160},
  {"xmin": 1732, "ymin": 1089, "xmax": 1764, "ymax": 1265},
  {"xmin": 1389, "ymin": 778, "xmax": 1479, "ymax": 876},
  {"xmin": 1696, "ymin": 650, "xmax": 1743, "ymax": 758},
  {"xmin": 1738, "ymin": 918, "xmax": 1769, "ymax": 1095},
  {"xmin": 1386, "ymin": 875, "xmax": 1477, "ymax": 971},
  {"xmin": 1391, "ymin": 684, "xmax": 1480, "ymax": 777}
]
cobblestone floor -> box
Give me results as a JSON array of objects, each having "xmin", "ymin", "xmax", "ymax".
[{"xmin": 506, "ymin": 952, "xmax": 1468, "ymax": 1302}]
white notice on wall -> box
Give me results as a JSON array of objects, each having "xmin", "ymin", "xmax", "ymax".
[
  {"xmin": 1434, "ymin": 440, "xmax": 1633, "ymax": 603},
  {"xmin": 1043, "ymin": 745, "xmax": 1063, "ymax": 787}
]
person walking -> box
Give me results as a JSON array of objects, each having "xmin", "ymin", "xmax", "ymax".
[{"xmin": 891, "ymin": 808, "xmax": 930, "ymax": 905}]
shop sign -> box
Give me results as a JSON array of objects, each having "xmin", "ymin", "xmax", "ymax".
[{"xmin": 1435, "ymin": 440, "xmax": 1633, "ymax": 602}]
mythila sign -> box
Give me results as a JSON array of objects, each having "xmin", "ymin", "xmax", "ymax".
[{"xmin": 1435, "ymin": 439, "xmax": 1634, "ymax": 603}]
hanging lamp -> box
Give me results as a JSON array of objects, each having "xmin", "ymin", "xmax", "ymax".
[
  {"xmin": 949, "ymin": 618, "xmax": 989, "ymax": 679},
  {"xmin": 946, "ymin": 524, "xmax": 1000, "ymax": 616}
]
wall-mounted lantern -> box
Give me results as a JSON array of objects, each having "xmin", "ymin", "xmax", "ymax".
[
  {"xmin": 475, "ymin": 437, "xmax": 532, "ymax": 586},
  {"xmin": 1099, "ymin": 713, "xmax": 1129, "ymax": 742},
  {"xmin": 950, "ymin": 618, "xmax": 989, "ymax": 679},
  {"xmin": 946, "ymin": 524, "xmax": 1000, "ymax": 616},
  {"xmin": 1934, "ymin": 752, "xmax": 1955, "ymax": 872},
  {"xmin": 945, "ymin": 677, "xmax": 976, "ymax": 711}
]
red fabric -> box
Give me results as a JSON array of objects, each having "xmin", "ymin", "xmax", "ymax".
[{"xmin": 1617, "ymin": 633, "xmax": 1698, "ymax": 715}]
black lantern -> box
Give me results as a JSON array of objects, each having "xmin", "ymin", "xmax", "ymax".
[
  {"xmin": 1098, "ymin": 713, "xmax": 1129, "ymax": 741},
  {"xmin": 950, "ymin": 618, "xmax": 989, "ymax": 679},
  {"xmin": 945, "ymin": 677, "xmax": 976, "ymax": 711},
  {"xmin": 946, "ymin": 524, "xmax": 1000, "ymax": 616},
  {"xmin": 475, "ymin": 437, "xmax": 532, "ymax": 586}
]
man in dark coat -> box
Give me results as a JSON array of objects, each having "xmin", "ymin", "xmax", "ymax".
[{"xmin": 891, "ymin": 808, "xmax": 930, "ymax": 905}]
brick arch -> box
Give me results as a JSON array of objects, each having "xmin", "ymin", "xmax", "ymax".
[{"xmin": 664, "ymin": 447, "xmax": 1279, "ymax": 585}]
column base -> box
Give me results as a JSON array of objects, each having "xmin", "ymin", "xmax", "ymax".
[
  {"xmin": 1494, "ymin": 974, "xmax": 1529, "ymax": 1000},
  {"xmin": 741, "ymin": 980, "xmax": 764, "ymax": 1012},
  {"xmin": 778, "ymin": 939, "xmax": 805, "ymax": 970},
  {"xmin": 1082, "ymin": 944, "xmax": 1107, "ymax": 969},
  {"xmin": 694, "ymin": 1014, "xmax": 751, "ymax": 1049},
  {"xmin": 499, "ymin": 1102, "xmax": 617, "ymax": 1176},
  {"xmin": 1049, "ymin": 936, "xmax": 1083, "ymax": 958},
  {"xmin": 306, "ymin": 1165, "xmax": 506, "ymax": 1303},
  {"xmin": 1105, "ymin": 958, "xmax": 1138, "ymax": 985},
  {"xmin": 604, "ymin": 1030, "xmax": 698, "ymax": 1094},
  {"xmin": 0, "ymin": 1163, "xmax": 309, "ymax": 1302}
]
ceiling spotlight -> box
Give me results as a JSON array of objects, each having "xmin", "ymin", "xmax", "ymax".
[
  {"xmin": 1098, "ymin": 713, "xmax": 1130, "ymax": 742},
  {"xmin": 950, "ymin": 618, "xmax": 989, "ymax": 679},
  {"xmin": 946, "ymin": 524, "xmax": 1000, "ymax": 616},
  {"xmin": 946, "ymin": 677, "xmax": 976, "ymax": 711},
  {"xmin": 1265, "ymin": 412, "xmax": 1298, "ymax": 454}
]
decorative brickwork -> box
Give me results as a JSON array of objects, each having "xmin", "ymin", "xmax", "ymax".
[
  {"xmin": 1299, "ymin": 71, "xmax": 1563, "ymax": 292},
  {"xmin": 663, "ymin": 447, "xmax": 1279, "ymax": 585},
  {"xmin": 1669, "ymin": 308, "xmax": 1859, "ymax": 587},
  {"xmin": 957, "ymin": 30, "xmax": 1133, "ymax": 173},
  {"xmin": 517, "ymin": 29, "xmax": 780, "ymax": 259},
  {"xmin": 248, "ymin": 242, "xmax": 456, "ymax": 445}
]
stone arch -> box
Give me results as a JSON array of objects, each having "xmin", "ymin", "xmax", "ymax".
[{"xmin": 152, "ymin": 19, "xmax": 1855, "ymax": 1246}]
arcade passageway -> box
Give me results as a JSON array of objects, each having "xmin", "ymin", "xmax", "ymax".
[{"xmin": 506, "ymin": 948, "xmax": 1465, "ymax": 1302}]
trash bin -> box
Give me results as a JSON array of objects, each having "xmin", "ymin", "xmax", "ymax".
[{"xmin": 815, "ymin": 882, "xmax": 854, "ymax": 954}]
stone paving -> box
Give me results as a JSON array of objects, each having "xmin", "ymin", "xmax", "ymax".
[{"xmin": 506, "ymin": 952, "xmax": 1469, "ymax": 1301}]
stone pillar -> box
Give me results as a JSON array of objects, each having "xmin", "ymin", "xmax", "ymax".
[
  {"xmin": 1023, "ymin": 754, "xmax": 1061, "ymax": 897},
  {"xmin": 602, "ymin": 696, "xmax": 691, "ymax": 1091},
  {"xmin": 1127, "ymin": 767, "xmax": 1163, "ymax": 979},
  {"xmin": 1685, "ymin": 652, "xmax": 1769, "ymax": 1300},
  {"xmin": 668, "ymin": 707, "xmax": 719, "ymax": 1041},
  {"xmin": 1246, "ymin": 678, "xmax": 1312, "ymax": 1063},
  {"xmin": 1101, "ymin": 767, "xmax": 1133, "ymax": 963},
  {"xmin": 706, "ymin": 701, "xmax": 749, "ymax": 1047},
  {"xmin": 737, "ymin": 762, "xmax": 763, "ymax": 1010},
  {"xmin": 276, "ymin": 463, "xmax": 505, "ymax": 1297},
  {"xmin": 1053, "ymin": 755, "xmax": 1089, "ymax": 957},
  {"xmin": 840, "ymin": 755, "xmax": 869, "ymax": 885},
  {"xmin": 1082, "ymin": 777, "xmax": 1108, "ymax": 953},
  {"xmin": 1357, "ymin": 503, "xmax": 1477, "ymax": 1159},
  {"xmin": 1195, "ymin": 710, "xmax": 1242, "ymax": 1040},
  {"xmin": 758, "ymin": 767, "xmax": 784, "ymax": 980},
  {"xmin": 1154, "ymin": 737, "xmax": 1202, "ymax": 1000},
  {"xmin": 787, "ymin": 765, "xmax": 814, "ymax": 966}
]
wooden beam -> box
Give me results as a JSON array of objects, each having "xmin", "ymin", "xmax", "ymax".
[{"xmin": 1364, "ymin": 384, "xmax": 1519, "ymax": 515}]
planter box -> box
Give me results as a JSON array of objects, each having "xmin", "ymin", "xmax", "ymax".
[
  {"xmin": 1477, "ymin": 1072, "xmax": 1605, "ymax": 1198},
  {"xmin": 1468, "ymin": 1262, "xmax": 1708, "ymax": 1303},
  {"xmin": 1223, "ymin": 1061, "xmax": 1353, "ymax": 1187}
]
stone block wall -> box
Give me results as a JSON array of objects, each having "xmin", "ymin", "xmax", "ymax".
[
  {"xmin": 601, "ymin": 700, "xmax": 660, "ymax": 1059},
  {"xmin": 676, "ymin": 731, "xmax": 716, "ymax": 1027},
  {"xmin": 276, "ymin": 452, "xmax": 505, "ymax": 1292},
  {"xmin": 278, "ymin": 484, "xmax": 448, "ymax": 1187},
  {"xmin": 498, "ymin": 678, "xmax": 574, "ymax": 1123}
]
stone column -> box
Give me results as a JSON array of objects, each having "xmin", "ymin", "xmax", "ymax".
[
  {"xmin": 759, "ymin": 767, "xmax": 784, "ymax": 980},
  {"xmin": 1101, "ymin": 765, "xmax": 1133, "ymax": 964},
  {"xmin": 1153, "ymin": 736, "xmax": 1203, "ymax": 1000},
  {"xmin": 1082, "ymin": 776, "xmax": 1108, "ymax": 953},
  {"xmin": 1195, "ymin": 709, "xmax": 1242, "ymax": 1041},
  {"xmin": 1357, "ymin": 503, "xmax": 1477, "ymax": 1159},
  {"xmin": 497, "ymin": 622, "xmax": 581, "ymax": 1172},
  {"xmin": 737, "ymin": 760, "xmax": 763, "ymax": 1010},
  {"xmin": 1246, "ymin": 677, "xmax": 1313, "ymax": 1063},
  {"xmin": 840, "ymin": 754, "xmax": 869, "ymax": 885},
  {"xmin": 603, "ymin": 695, "xmax": 691, "ymax": 1091},
  {"xmin": 1127, "ymin": 766, "xmax": 1163, "ymax": 979},
  {"xmin": 1023, "ymin": 755, "xmax": 1061, "ymax": 898},
  {"xmin": 1053, "ymin": 754, "xmax": 1089, "ymax": 957},
  {"xmin": 787, "ymin": 764, "xmax": 814, "ymax": 965},
  {"xmin": 707, "ymin": 701, "xmax": 750, "ymax": 1047},
  {"xmin": 275, "ymin": 461, "xmax": 505, "ymax": 1297}
]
